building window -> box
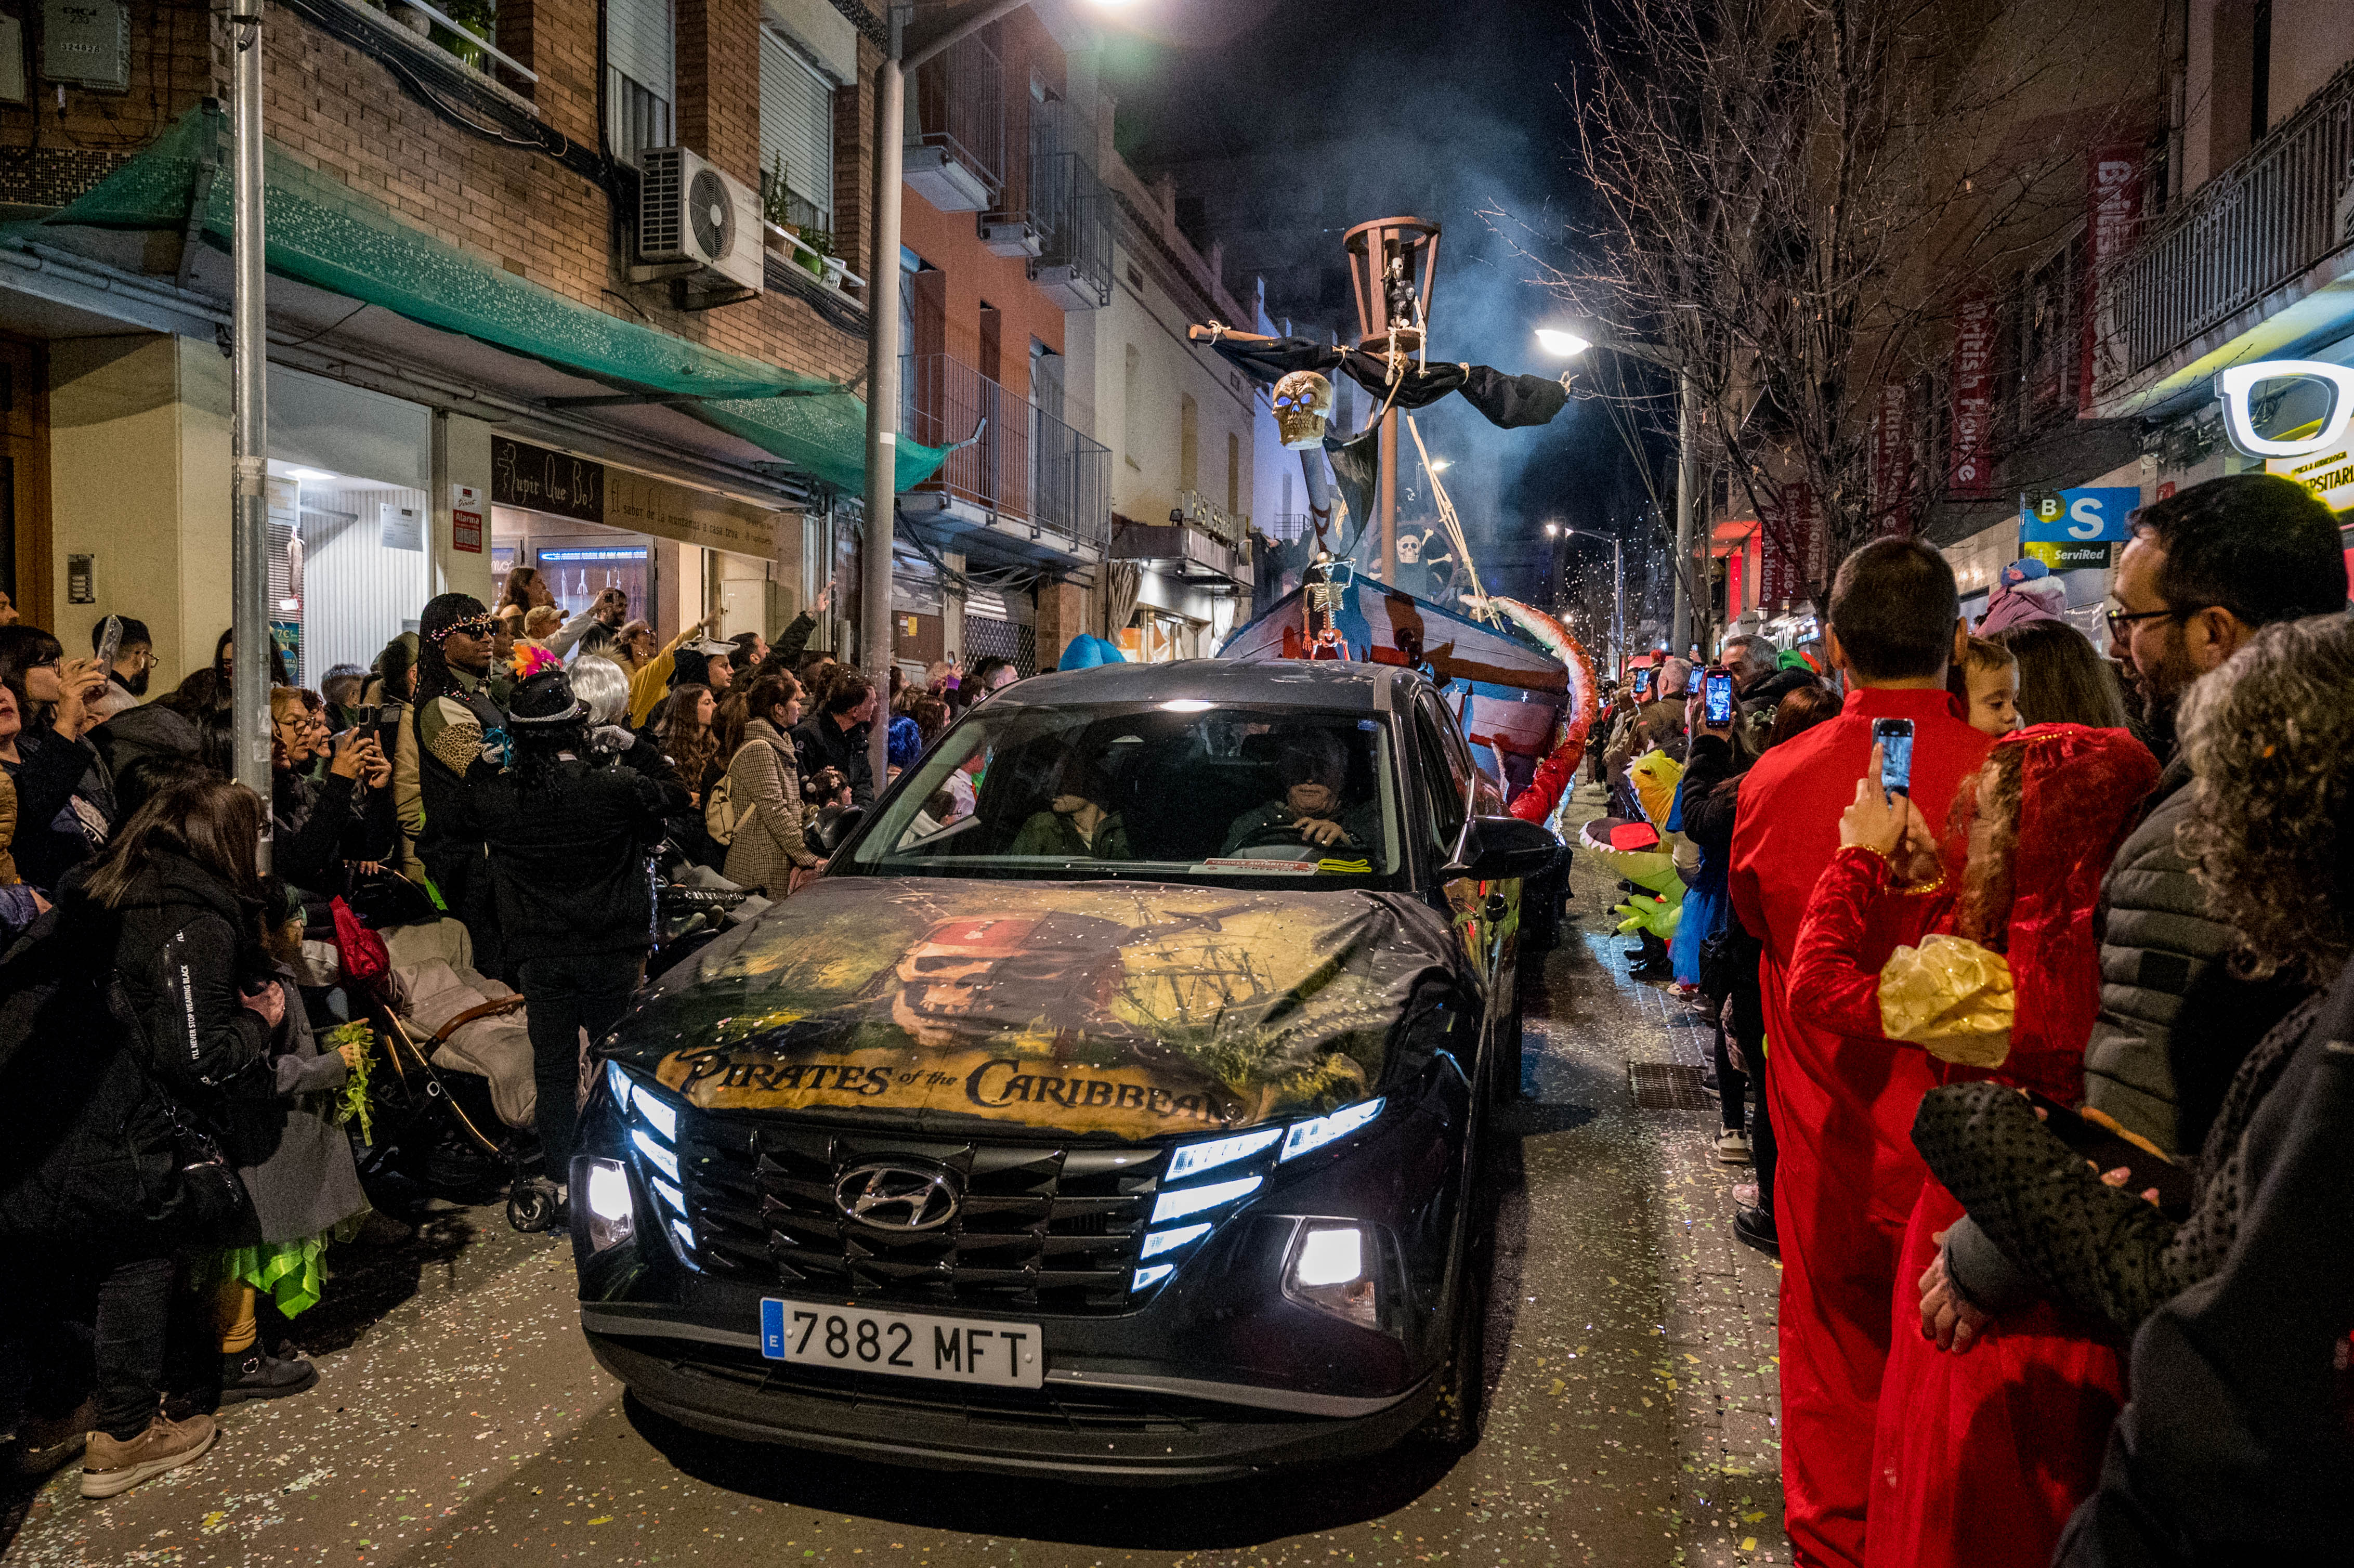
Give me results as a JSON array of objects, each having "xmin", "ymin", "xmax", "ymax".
[
  {"xmin": 1180, "ymin": 394, "xmax": 1198, "ymax": 493},
  {"xmin": 607, "ymin": 0, "xmax": 675, "ymax": 168},
  {"xmin": 760, "ymin": 27, "xmax": 835, "ymax": 234}
]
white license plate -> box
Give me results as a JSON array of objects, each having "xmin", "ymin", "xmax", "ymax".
[{"xmin": 758, "ymin": 1299, "xmax": 1044, "ymax": 1389}]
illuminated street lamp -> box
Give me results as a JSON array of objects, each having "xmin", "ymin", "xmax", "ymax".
[
  {"xmin": 1536, "ymin": 322, "xmax": 1701, "ymax": 657},
  {"xmin": 1552, "ymin": 521, "xmax": 1627, "ymax": 682}
]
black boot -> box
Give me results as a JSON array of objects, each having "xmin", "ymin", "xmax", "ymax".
[
  {"xmin": 219, "ymin": 1348, "xmax": 319, "ymax": 1405},
  {"xmin": 1733, "ymin": 1206, "xmax": 1778, "ymax": 1257}
]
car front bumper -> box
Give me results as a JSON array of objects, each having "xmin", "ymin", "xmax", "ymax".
[{"xmin": 584, "ymin": 1313, "xmax": 1433, "ymax": 1483}]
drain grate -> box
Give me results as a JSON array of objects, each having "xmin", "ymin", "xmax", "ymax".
[{"xmin": 1629, "ymin": 1062, "xmax": 1714, "ymax": 1112}]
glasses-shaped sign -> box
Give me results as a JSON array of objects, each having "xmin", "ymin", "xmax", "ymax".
[{"xmin": 2213, "ymin": 361, "xmax": 2354, "ymax": 458}]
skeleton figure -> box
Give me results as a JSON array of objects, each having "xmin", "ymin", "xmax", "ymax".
[
  {"xmin": 1271, "ymin": 370, "xmax": 1336, "ymax": 450},
  {"xmin": 1396, "ymin": 528, "xmax": 1432, "ymax": 565}
]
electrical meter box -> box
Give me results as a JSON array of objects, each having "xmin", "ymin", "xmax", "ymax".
[{"xmin": 41, "ymin": 0, "xmax": 129, "ymax": 93}]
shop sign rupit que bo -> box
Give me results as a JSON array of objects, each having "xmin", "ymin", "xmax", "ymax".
[{"xmin": 491, "ymin": 436, "xmax": 783, "ymax": 560}]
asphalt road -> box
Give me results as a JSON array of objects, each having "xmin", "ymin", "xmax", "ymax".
[{"xmin": 3, "ymin": 786, "xmax": 1791, "ymax": 1567}]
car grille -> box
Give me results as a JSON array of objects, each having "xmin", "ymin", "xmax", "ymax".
[{"xmin": 673, "ymin": 1119, "xmax": 1167, "ymax": 1313}]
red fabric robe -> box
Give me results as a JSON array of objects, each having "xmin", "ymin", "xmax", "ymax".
[
  {"xmin": 1728, "ymin": 686, "xmax": 1993, "ymax": 1568},
  {"xmin": 1783, "ymin": 725, "xmax": 2158, "ymax": 1568}
]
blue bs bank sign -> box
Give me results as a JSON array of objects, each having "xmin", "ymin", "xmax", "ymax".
[{"xmin": 2020, "ymin": 486, "xmax": 2139, "ymax": 572}]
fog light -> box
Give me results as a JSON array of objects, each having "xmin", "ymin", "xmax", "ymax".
[
  {"xmin": 580, "ymin": 1158, "xmax": 634, "ymax": 1253},
  {"xmin": 1284, "ymin": 1222, "xmax": 1377, "ymax": 1330}
]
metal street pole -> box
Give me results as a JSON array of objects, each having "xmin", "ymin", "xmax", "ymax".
[
  {"xmin": 1671, "ymin": 364, "xmax": 1698, "ymax": 658},
  {"xmin": 230, "ymin": 4, "xmax": 272, "ymax": 864},
  {"xmin": 858, "ymin": 5, "xmax": 908, "ymax": 790},
  {"xmin": 861, "ymin": 0, "xmax": 1037, "ymax": 788}
]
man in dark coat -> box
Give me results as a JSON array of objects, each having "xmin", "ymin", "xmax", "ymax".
[{"xmin": 792, "ymin": 671, "xmax": 879, "ymax": 809}]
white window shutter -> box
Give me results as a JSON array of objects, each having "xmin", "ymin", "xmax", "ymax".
[
  {"xmin": 608, "ymin": 0, "xmax": 675, "ymax": 110},
  {"xmin": 760, "ymin": 28, "xmax": 835, "ymax": 228}
]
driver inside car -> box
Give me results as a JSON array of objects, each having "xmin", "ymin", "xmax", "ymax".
[
  {"xmin": 1005, "ymin": 752, "xmax": 1132, "ymax": 859},
  {"xmin": 1221, "ymin": 731, "xmax": 1378, "ymax": 855}
]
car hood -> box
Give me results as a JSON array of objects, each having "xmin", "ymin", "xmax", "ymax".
[{"xmin": 610, "ymin": 877, "xmax": 1462, "ymax": 1140}]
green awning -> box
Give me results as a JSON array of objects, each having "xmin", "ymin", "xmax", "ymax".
[{"xmin": 41, "ymin": 106, "xmax": 941, "ymax": 494}]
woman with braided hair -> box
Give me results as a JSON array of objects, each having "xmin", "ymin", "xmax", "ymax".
[{"xmin": 411, "ymin": 594, "xmax": 508, "ymax": 976}]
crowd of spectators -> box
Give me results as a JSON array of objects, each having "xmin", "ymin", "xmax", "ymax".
[
  {"xmin": 1607, "ymin": 473, "xmax": 2351, "ymax": 1566},
  {"xmin": 0, "ymin": 563, "xmax": 1021, "ymax": 1501}
]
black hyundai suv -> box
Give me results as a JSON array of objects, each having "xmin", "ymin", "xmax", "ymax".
[{"xmin": 571, "ymin": 659, "xmax": 1554, "ymax": 1482}]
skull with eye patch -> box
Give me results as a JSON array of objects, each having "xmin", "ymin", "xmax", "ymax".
[
  {"xmin": 1271, "ymin": 370, "xmax": 1336, "ymax": 450},
  {"xmin": 891, "ymin": 913, "xmax": 1135, "ymax": 1052}
]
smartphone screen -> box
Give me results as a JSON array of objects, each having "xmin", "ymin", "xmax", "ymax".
[
  {"xmin": 1704, "ymin": 670, "xmax": 1734, "ymax": 725},
  {"xmin": 1874, "ymin": 717, "xmax": 1915, "ymax": 796},
  {"xmin": 1632, "ymin": 667, "xmax": 1653, "ymax": 699},
  {"xmin": 94, "ymin": 615, "xmax": 123, "ymax": 673}
]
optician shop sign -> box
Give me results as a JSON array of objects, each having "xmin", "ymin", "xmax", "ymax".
[{"xmin": 2213, "ymin": 360, "xmax": 2354, "ymax": 459}]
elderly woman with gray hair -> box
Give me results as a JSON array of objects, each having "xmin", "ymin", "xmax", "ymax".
[{"xmin": 1913, "ymin": 611, "xmax": 2354, "ymax": 1342}]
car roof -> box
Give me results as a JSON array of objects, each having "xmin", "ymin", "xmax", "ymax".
[{"xmin": 991, "ymin": 658, "xmax": 1420, "ymax": 713}]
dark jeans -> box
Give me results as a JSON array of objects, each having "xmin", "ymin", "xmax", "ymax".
[
  {"xmin": 1728, "ymin": 978, "xmax": 1777, "ymax": 1214},
  {"xmin": 1, "ymin": 1249, "xmax": 174, "ymax": 1441},
  {"xmin": 518, "ymin": 952, "xmax": 641, "ymax": 1177},
  {"xmin": 1713, "ymin": 1018, "xmax": 1750, "ymax": 1134}
]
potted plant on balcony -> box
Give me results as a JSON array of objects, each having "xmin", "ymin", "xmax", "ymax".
[
  {"xmin": 799, "ymin": 228, "xmax": 839, "ymax": 285},
  {"xmin": 433, "ymin": 0, "xmax": 496, "ymax": 69},
  {"xmin": 763, "ymin": 157, "xmax": 801, "ymax": 243}
]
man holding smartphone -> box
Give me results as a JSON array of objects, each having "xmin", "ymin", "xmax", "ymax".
[{"xmin": 1727, "ymin": 540, "xmax": 1993, "ymax": 1568}]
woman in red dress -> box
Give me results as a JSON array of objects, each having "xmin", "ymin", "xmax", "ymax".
[{"xmin": 1787, "ymin": 723, "xmax": 2157, "ymax": 1568}]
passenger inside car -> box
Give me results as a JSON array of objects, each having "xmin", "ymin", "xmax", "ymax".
[
  {"xmin": 1220, "ymin": 731, "xmax": 1381, "ymax": 856},
  {"xmin": 1004, "ymin": 752, "xmax": 1132, "ymax": 859}
]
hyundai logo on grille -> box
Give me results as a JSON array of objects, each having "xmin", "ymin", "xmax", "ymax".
[{"xmin": 834, "ymin": 1162, "xmax": 960, "ymax": 1231}]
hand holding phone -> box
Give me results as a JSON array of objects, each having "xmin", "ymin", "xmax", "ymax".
[
  {"xmin": 1873, "ymin": 717, "xmax": 1915, "ymax": 799},
  {"xmin": 1703, "ymin": 667, "xmax": 1736, "ymax": 729},
  {"xmin": 95, "ymin": 615, "xmax": 124, "ymax": 673}
]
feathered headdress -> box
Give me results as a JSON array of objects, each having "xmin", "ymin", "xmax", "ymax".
[{"xmin": 509, "ymin": 643, "xmax": 564, "ymax": 683}]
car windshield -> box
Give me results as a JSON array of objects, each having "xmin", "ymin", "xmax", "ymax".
[{"xmin": 843, "ymin": 700, "xmax": 1406, "ymax": 886}]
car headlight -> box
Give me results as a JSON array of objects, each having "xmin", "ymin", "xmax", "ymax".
[
  {"xmin": 1284, "ymin": 1221, "xmax": 1377, "ymax": 1330},
  {"xmin": 607, "ymin": 1061, "xmax": 680, "ymax": 1144},
  {"xmin": 1166, "ymin": 1127, "xmax": 1281, "ymax": 1180},
  {"xmin": 1280, "ymin": 1097, "xmax": 1384, "ymax": 1161},
  {"xmin": 579, "ymin": 1157, "xmax": 634, "ymax": 1253}
]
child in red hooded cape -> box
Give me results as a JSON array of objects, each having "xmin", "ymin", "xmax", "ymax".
[{"xmin": 1786, "ymin": 723, "xmax": 2158, "ymax": 1568}]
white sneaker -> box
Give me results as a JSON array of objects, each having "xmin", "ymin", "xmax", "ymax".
[{"xmin": 1715, "ymin": 1130, "xmax": 1753, "ymax": 1165}]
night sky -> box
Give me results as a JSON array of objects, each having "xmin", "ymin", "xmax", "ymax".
[{"xmin": 1094, "ymin": 0, "xmax": 1672, "ymax": 634}]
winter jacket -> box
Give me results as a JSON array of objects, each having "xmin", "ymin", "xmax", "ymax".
[
  {"xmin": 271, "ymin": 767, "xmax": 397, "ymax": 901},
  {"xmin": 2052, "ymin": 1005, "xmax": 2354, "ymax": 1568},
  {"xmin": 232, "ymin": 978, "xmax": 365, "ymax": 1245},
  {"xmin": 1916, "ymin": 978, "xmax": 2329, "ymax": 1337},
  {"xmin": 2082, "ymin": 759, "xmax": 2304, "ymax": 1156},
  {"xmin": 0, "ymin": 886, "xmax": 178, "ymax": 1243},
  {"xmin": 722, "ymin": 718, "xmax": 819, "ymax": 895},
  {"xmin": 455, "ymin": 747, "xmax": 676, "ymax": 963},
  {"xmin": 1732, "ymin": 666, "xmax": 1825, "ymax": 765},
  {"xmin": 1, "ymin": 727, "xmax": 113, "ymax": 893},
  {"xmin": 792, "ymin": 713, "xmax": 876, "ymax": 809},
  {"xmin": 0, "ymin": 853, "xmax": 295, "ymax": 1245}
]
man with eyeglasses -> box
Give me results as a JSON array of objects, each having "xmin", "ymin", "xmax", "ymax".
[{"xmin": 1930, "ymin": 473, "xmax": 2351, "ymax": 1352}]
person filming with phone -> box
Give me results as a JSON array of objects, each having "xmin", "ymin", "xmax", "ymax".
[
  {"xmin": 267, "ymin": 688, "xmax": 396, "ymax": 903},
  {"xmin": 1726, "ymin": 538, "xmax": 1995, "ymax": 1568}
]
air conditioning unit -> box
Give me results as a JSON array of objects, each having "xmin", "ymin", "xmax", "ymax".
[{"xmin": 637, "ymin": 147, "xmax": 764, "ymax": 298}]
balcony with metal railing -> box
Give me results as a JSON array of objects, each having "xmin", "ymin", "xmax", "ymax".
[
  {"xmin": 899, "ymin": 352, "xmax": 1110, "ymax": 566},
  {"xmin": 2093, "ymin": 58, "xmax": 2354, "ymax": 411},
  {"xmin": 906, "ymin": 34, "xmax": 1004, "ymax": 213}
]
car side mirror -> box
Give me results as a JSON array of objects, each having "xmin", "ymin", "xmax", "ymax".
[
  {"xmin": 1441, "ymin": 814, "xmax": 1560, "ymax": 884},
  {"xmin": 810, "ymin": 805, "xmax": 865, "ymax": 856}
]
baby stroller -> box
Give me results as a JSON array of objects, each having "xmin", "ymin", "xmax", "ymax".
[{"xmin": 322, "ymin": 908, "xmax": 563, "ymax": 1233}]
